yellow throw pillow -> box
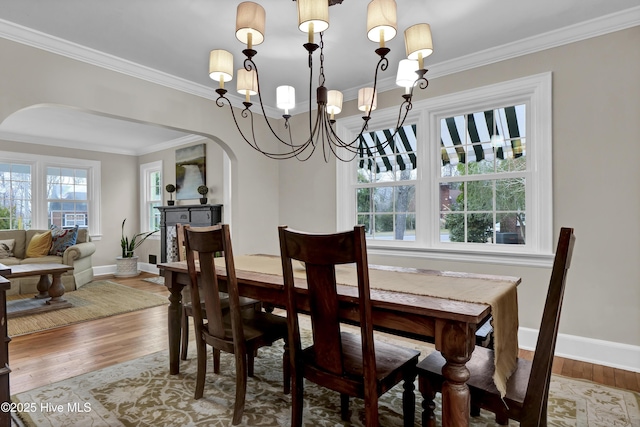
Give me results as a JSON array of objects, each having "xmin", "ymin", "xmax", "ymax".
[{"xmin": 26, "ymin": 231, "xmax": 53, "ymax": 258}]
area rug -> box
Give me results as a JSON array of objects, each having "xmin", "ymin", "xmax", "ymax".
[
  {"xmin": 142, "ymin": 276, "xmax": 164, "ymax": 285},
  {"xmin": 7, "ymin": 281, "xmax": 168, "ymax": 336},
  {"xmin": 12, "ymin": 333, "xmax": 640, "ymax": 426}
]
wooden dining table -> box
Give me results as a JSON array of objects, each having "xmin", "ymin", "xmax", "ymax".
[{"xmin": 158, "ymin": 255, "xmax": 521, "ymax": 427}]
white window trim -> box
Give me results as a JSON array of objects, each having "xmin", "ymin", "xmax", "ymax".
[
  {"xmin": 337, "ymin": 72, "xmax": 553, "ymax": 267},
  {"xmin": 0, "ymin": 151, "xmax": 102, "ymax": 240},
  {"xmin": 140, "ymin": 160, "xmax": 162, "ymax": 239}
]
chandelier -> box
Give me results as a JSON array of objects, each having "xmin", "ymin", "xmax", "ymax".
[{"xmin": 209, "ymin": 0, "xmax": 433, "ymax": 161}]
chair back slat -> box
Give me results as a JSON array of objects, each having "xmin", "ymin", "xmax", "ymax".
[
  {"xmin": 522, "ymin": 227, "xmax": 575, "ymax": 425},
  {"xmin": 184, "ymin": 224, "xmax": 244, "ymax": 345},
  {"xmin": 279, "ymin": 225, "xmax": 376, "ymax": 381}
]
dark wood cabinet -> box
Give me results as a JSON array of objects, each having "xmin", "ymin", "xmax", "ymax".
[
  {"xmin": 155, "ymin": 205, "xmax": 222, "ymax": 263},
  {"xmin": 0, "ymin": 275, "xmax": 10, "ymax": 427}
]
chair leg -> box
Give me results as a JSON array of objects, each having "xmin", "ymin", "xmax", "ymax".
[
  {"xmin": 194, "ymin": 339, "xmax": 207, "ymax": 400},
  {"xmin": 290, "ymin": 369, "xmax": 304, "ymax": 427},
  {"xmin": 340, "ymin": 394, "xmax": 350, "ymax": 421},
  {"xmin": 283, "ymin": 344, "xmax": 290, "ymax": 395},
  {"xmin": 232, "ymin": 350, "xmax": 248, "ymax": 425},
  {"xmin": 213, "ymin": 348, "xmax": 221, "ymax": 374},
  {"xmin": 247, "ymin": 351, "xmax": 255, "ymax": 377},
  {"xmin": 402, "ymin": 370, "xmax": 417, "ymax": 427},
  {"xmin": 419, "ymin": 377, "xmax": 437, "ymax": 427},
  {"xmin": 180, "ymin": 311, "xmax": 189, "ymax": 360}
]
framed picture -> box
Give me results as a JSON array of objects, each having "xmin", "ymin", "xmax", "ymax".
[{"xmin": 176, "ymin": 143, "xmax": 206, "ymax": 200}]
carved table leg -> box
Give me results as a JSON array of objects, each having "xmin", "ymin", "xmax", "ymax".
[
  {"xmin": 34, "ymin": 274, "xmax": 52, "ymax": 299},
  {"xmin": 46, "ymin": 273, "xmax": 66, "ymax": 304},
  {"xmin": 436, "ymin": 319, "xmax": 476, "ymax": 427},
  {"xmin": 165, "ymin": 272, "xmax": 183, "ymax": 375}
]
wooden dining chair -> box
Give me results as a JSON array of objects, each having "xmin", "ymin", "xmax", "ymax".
[
  {"xmin": 278, "ymin": 225, "xmax": 420, "ymax": 427},
  {"xmin": 184, "ymin": 224, "xmax": 289, "ymax": 425},
  {"xmin": 417, "ymin": 227, "xmax": 576, "ymax": 427},
  {"xmin": 176, "ymin": 223, "xmax": 261, "ymax": 362}
]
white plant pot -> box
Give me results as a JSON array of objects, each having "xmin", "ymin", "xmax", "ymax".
[{"xmin": 115, "ymin": 256, "xmax": 140, "ymax": 277}]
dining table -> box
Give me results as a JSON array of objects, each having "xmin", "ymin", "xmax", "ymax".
[{"xmin": 158, "ymin": 254, "xmax": 521, "ymax": 427}]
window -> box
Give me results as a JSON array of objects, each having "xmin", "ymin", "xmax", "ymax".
[
  {"xmin": 140, "ymin": 161, "xmax": 162, "ymax": 235},
  {"xmin": 47, "ymin": 166, "xmax": 89, "ymax": 228},
  {"xmin": 337, "ymin": 73, "xmax": 553, "ymax": 265},
  {"xmin": 0, "ymin": 152, "xmax": 101, "ymax": 236},
  {"xmin": 356, "ymin": 125, "xmax": 417, "ymax": 241},
  {"xmin": 0, "ymin": 162, "xmax": 32, "ymax": 229},
  {"xmin": 439, "ymin": 105, "xmax": 526, "ymax": 245}
]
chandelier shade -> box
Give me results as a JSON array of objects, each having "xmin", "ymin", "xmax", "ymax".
[
  {"xmin": 276, "ymin": 85, "xmax": 296, "ymax": 115},
  {"xmin": 404, "ymin": 23, "xmax": 433, "ymax": 68},
  {"xmin": 209, "ymin": 49, "xmax": 234, "ymax": 86},
  {"xmin": 237, "ymin": 69, "xmax": 258, "ymax": 97},
  {"xmin": 210, "ymin": 0, "xmax": 434, "ymax": 162},
  {"xmin": 327, "ymin": 90, "xmax": 343, "ymax": 117},
  {"xmin": 358, "ymin": 87, "xmax": 377, "ymax": 112},
  {"xmin": 396, "ymin": 59, "xmax": 419, "ymax": 93},
  {"xmin": 366, "ymin": 0, "xmax": 397, "ymax": 47},
  {"xmin": 235, "ymin": 2, "xmax": 265, "ymax": 48},
  {"xmin": 297, "ymin": 0, "xmax": 330, "ymax": 36}
]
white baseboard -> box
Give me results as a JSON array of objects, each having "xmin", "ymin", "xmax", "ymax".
[
  {"xmin": 92, "ymin": 262, "xmax": 159, "ymax": 277},
  {"xmin": 519, "ymin": 327, "xmax": 640, "ymax": 373}
]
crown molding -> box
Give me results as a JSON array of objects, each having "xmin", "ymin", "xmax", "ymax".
[{"xmin": 0, "ymin": 6, "xmax": 638, "ymax": 115}]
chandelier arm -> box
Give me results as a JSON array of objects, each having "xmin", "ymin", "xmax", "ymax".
[{"xmin": 242, "ymin": 56, "xmax": 313, "ymax": 151}]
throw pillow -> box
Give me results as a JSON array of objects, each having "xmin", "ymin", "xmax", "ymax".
[
  {"xmin": 0, "ymin": 239, "xmax": 15, "ymax": 259},
  {"xmin": 49, "ymin": 225, "xmax": 79, "ymax": 256},
  {"xmin": 26, "ymin": 230, "xmax": 53, "ymax": 258}
]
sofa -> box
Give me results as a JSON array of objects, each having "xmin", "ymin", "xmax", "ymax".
[{"xmin": 0, "ymin": 228, "xmax": 96, "ymax": 295}]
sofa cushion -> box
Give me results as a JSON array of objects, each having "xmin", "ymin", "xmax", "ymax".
[
  {"xmin": 49, "ymin": 225, "xmax": 79, "ymax": 256},
  {"xmin": 0, "ymin": 239, "xmax": 15, "ymax": 258},
  {"xmin": 26, "ymin": 230, "xmax": 52, "ymax": 258}
]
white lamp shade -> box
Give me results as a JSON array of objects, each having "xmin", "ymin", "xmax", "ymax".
[
  {"xmin": 358, "ymin": 87, "xmax": 377, "ymax": 112},
  {"xmin": 327, "ymin": 90, "xmax": 343, "ymax": 115},
  {"xmin": 276, "ymin": 85, "xmax": 296, "ymax": 110},
  {"xmin": 366, "ymin": 0, "xmax": 397, "ymax": 43},
  {"xmin": 236, "ymin": 2, "xmax": 266, "ymax": 46},
  {"xmin": 209, "ymin": 50, "xmax": 234, "ymax": 82},
  {"xmin": 237, "ymin": 69, "xmax": 258, "ymax": 95},
  {"xmin": 395, "ymin": 59, "xmax": 419, "ymax": 88},
  {"xmin": 297, "ymin": 0, "xmax": 329, "ymax": 33},
  {"xmin": 404, "ymin": 23, "xmax": 433, "ymax": 60}
]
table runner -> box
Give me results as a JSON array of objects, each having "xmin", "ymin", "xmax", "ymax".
[{"xmin": 216, "ymin": 254, "xmax": 519, "ymax": 397}]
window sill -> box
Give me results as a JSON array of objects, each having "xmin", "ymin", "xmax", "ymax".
[{"xmin": 367, "ymin": 244, "xmax": 555, "ymax": 268}]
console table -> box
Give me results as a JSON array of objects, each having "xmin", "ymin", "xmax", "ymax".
[{"xmin": 155, "ymin": 204, "xmax": 222, "ymax": 263}]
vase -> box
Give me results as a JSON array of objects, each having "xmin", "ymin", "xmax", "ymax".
[
  {"xmin": 168, "ymin": 200, "xmax": 175, "ymax": 206},
  {"xmin": 115, "ymin": 256, "xmax": 140, "ymax": 277},
  {"xmin": 199, "ymin": 197, "xmax": 207, "ymax": 205}
]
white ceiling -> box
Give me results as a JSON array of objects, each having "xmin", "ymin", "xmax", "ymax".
[{"xmin": 0, "ymin": 0, "xmax": 638, "ymax": 155}]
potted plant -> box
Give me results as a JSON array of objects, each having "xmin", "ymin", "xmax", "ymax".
[
  {"xmin": 115, "ymin": 218, "xmax": 159, "ymax": 277},
  {"xmin": 166, "ymin": 184, "xmax": 176, "ymax": 206},
  {"xmin": 197, "ymin": 185, "xmax": 209, "ymax": 205}
]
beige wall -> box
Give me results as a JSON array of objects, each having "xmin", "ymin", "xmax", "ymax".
[
  {"xmin": 0, "ymin": 26, "xmax": 638, "ymax": 366},
  {"xmin": 279, "ymin": 27, "xmax": 640, "ymax": 352}
]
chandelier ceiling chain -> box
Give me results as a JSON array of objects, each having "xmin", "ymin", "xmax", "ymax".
[{"xmin": 209, "ymin": 0, "xmax": 434, "ymax": 162}]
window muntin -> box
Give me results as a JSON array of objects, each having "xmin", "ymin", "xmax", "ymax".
[
  {"xmin": 47, "ymin": 166, "xmax": 89, "ymax": 229},
  {"xmin": 355, "ymin": 125, "xmax": 417, "ymax": 241},
  {"xmin": 439, "ymin": 105, "xmax": 527, "ymax": 245},
  {"xmin": 0, "ymin": 162, "xmax": 32, "ymax": 229}
]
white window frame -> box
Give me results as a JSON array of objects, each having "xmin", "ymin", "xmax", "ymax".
[
  {"xmin": 140, "ymin": 160, "xmax": 162, "ymax": 239},
  {"xmin": 337, "ymin": 72, "xmax": 553, "ymax": 267},
  {"xmin": 0, "ymin": 151, "xmax": 102, "ymax": 239}
]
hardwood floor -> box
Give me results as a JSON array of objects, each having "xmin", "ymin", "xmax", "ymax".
[{"xmin": 8, "ymin": 273, "xmax": 640, "ymax": 396}]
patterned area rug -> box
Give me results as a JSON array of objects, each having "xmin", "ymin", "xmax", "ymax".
[{"xmin": 12, "ymin": 333, "xmax": 640, "ymax": 426}]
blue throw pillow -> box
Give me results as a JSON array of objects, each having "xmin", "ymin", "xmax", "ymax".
[{"xmin": 49, "ymin": 225, "xmax": 79, "ymax": 256}]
